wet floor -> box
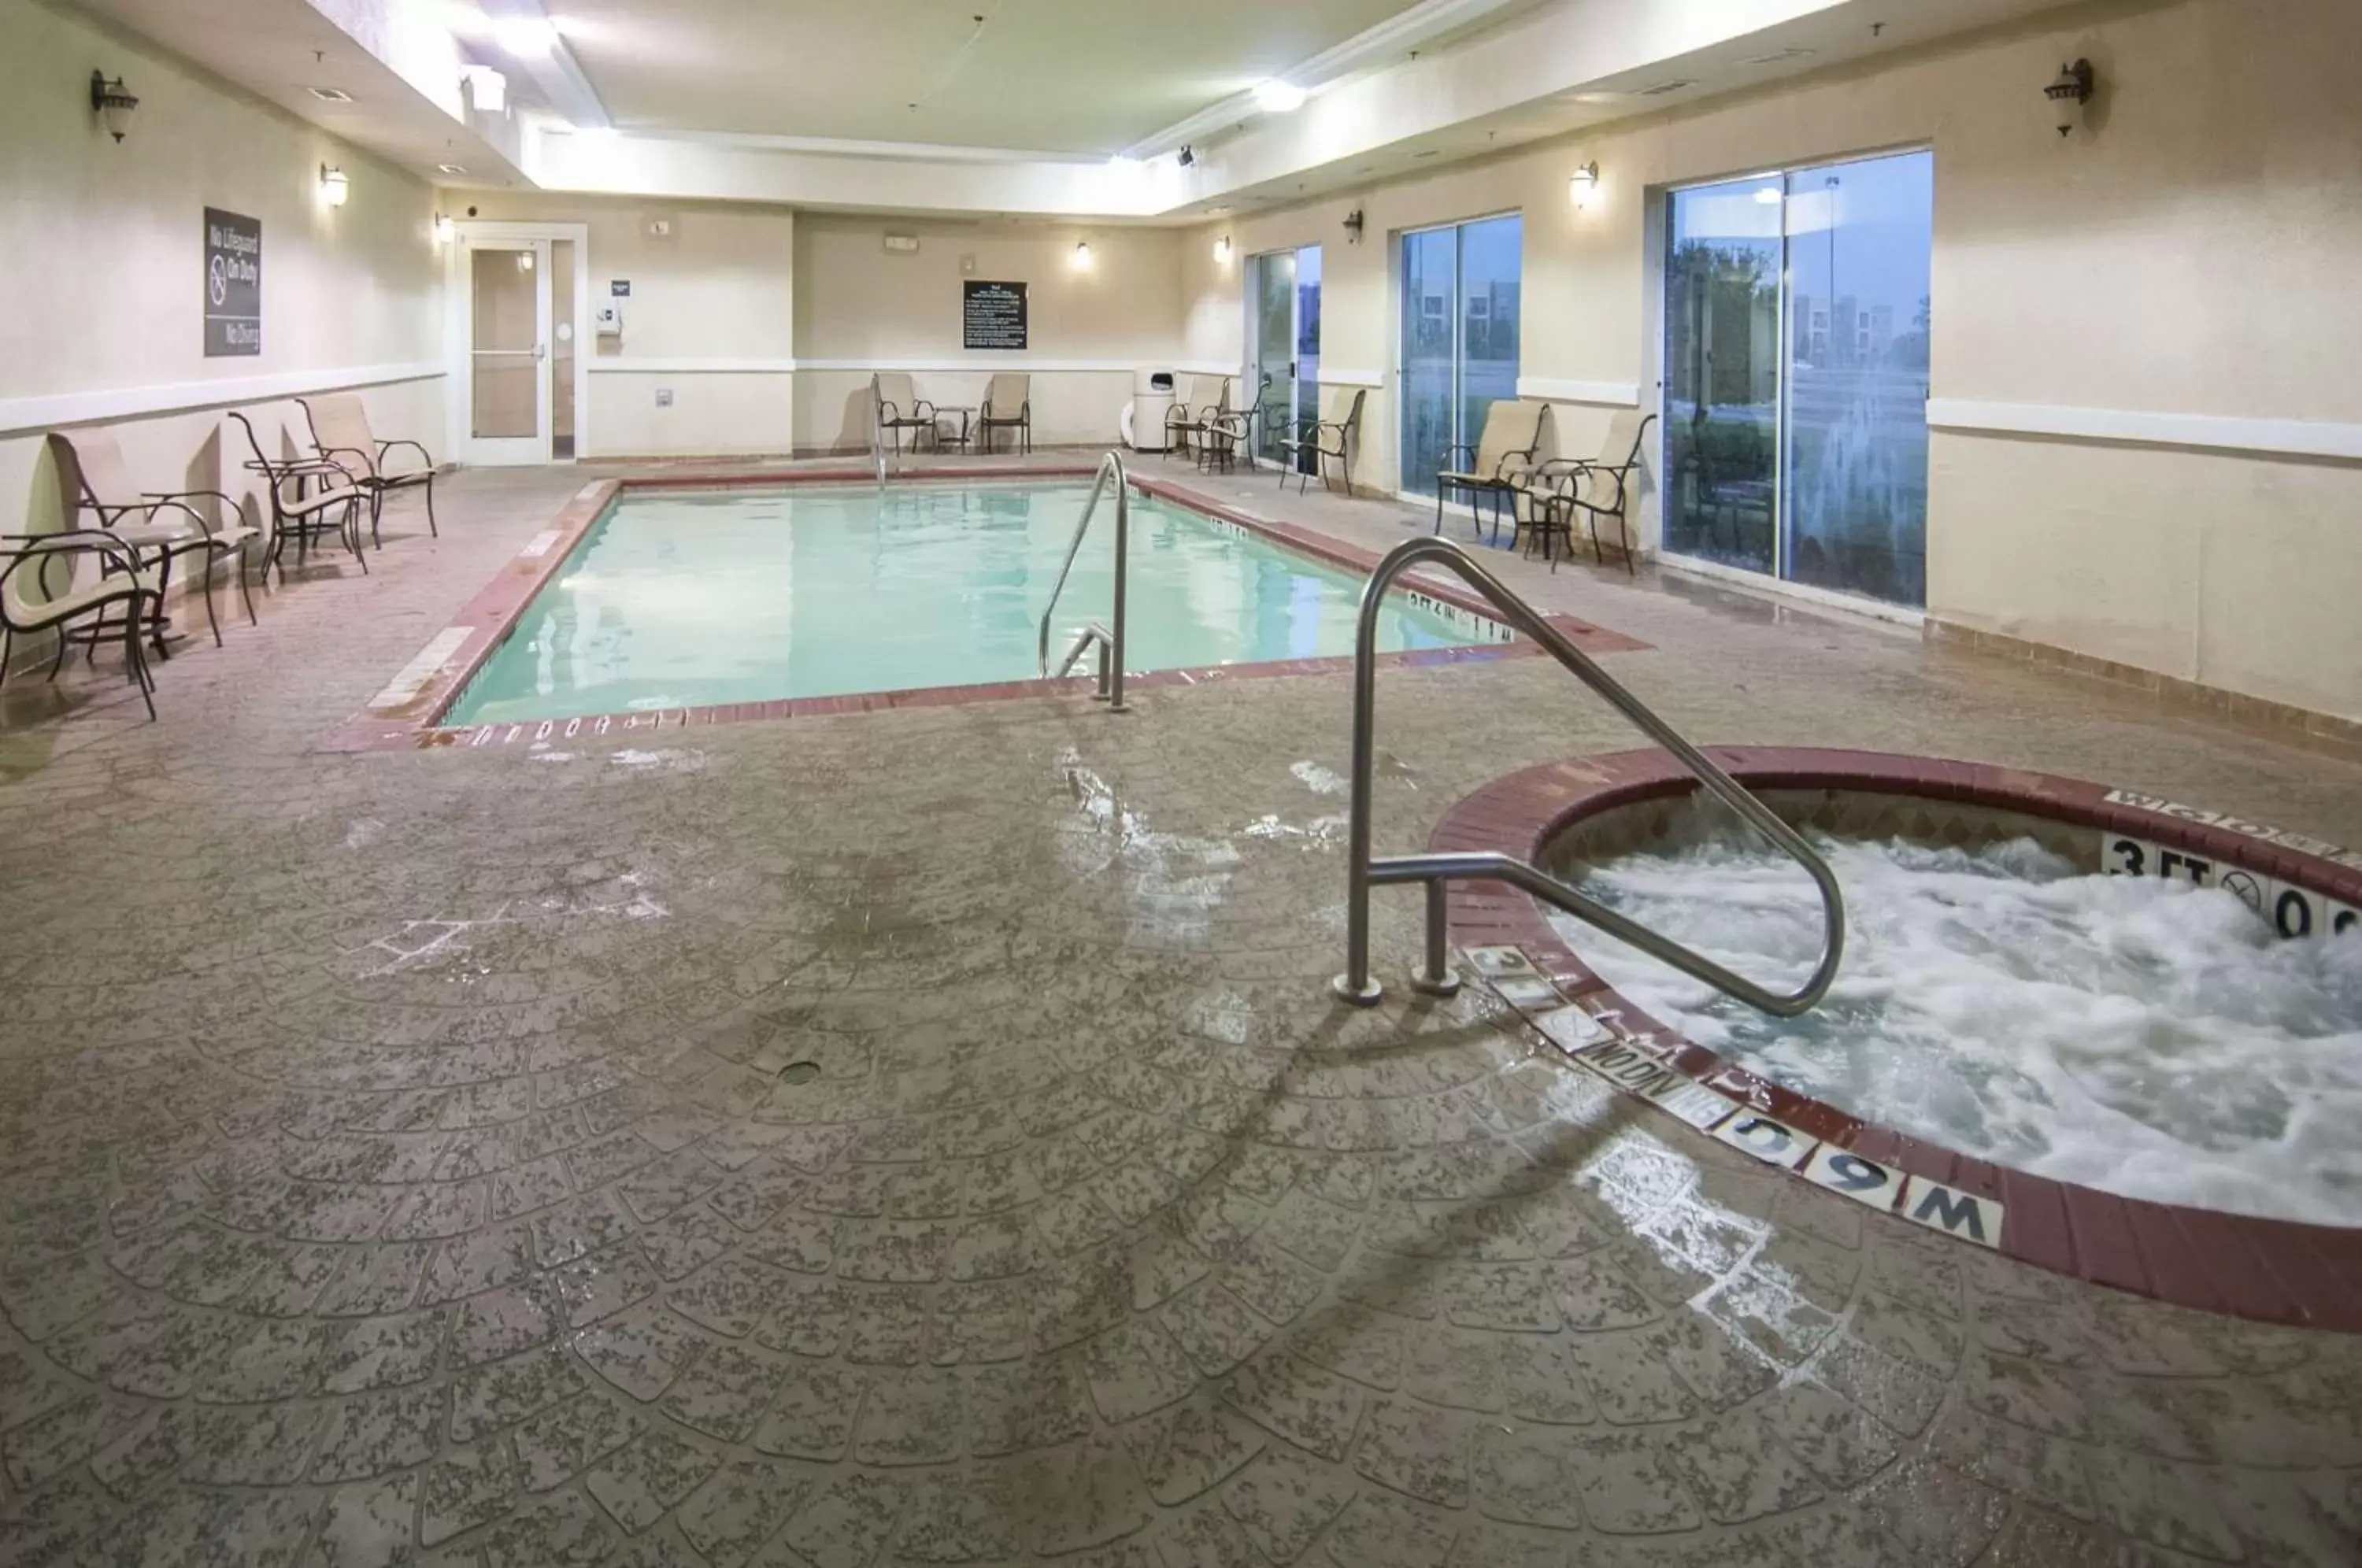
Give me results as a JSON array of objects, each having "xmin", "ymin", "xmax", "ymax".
[{"xmin": 2, "ymin": 457, "xmax": 2360, "ymax": 1566}]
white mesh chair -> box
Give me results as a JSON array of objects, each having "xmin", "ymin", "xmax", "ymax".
[
  {"xmin": 0, "ymin": 530, "xmax": 161, "ymax": 719},
  {"xmin": 1433, "ymin": 399, "xmax": 1549, "ymax": 545},
  {"xmin": 872, "ymin": 372, "xmax": 939, "ymax": 453},
  {"xmin": 228, "ymin": 409, "xmax": 370, "ymax": 579},
  {"xmin": 48, "ymin": 427, "xmax": 259, "ymax": 650},
  {"xmin": 299, "ymin": 394, "xmax": 437, "ymax": 547},
  {"xmin": 976, "ymin": 374, "xmax": 1031, "ymax": 455}
]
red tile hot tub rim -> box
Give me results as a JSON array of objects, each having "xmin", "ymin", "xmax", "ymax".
[{"xmin": 1430, "ymin": 745, "xmax": 2362, "ymax": 1330}]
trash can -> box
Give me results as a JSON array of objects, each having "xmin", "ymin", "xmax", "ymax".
[{"xmin": 1124, "ymin": 369, "xmax": 1175, "ymax": 453}]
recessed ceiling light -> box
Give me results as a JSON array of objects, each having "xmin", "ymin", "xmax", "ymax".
[
  {"xmin": 437, "ymin": 162, "xmax": 468, "ymax": 176},
  {"xmin": 308, "ymin": 87, "xmax": 353, "ymax": 102},
  {"xmin": 1742, "ymin": 47, "xmax": 1818, "ymax": 65},
  {"xmin": 1638, "ymin": 79, "xmax": 1694, "ymax": 96}
]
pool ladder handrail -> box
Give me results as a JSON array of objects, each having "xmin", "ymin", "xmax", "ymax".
[
  {"xmin": 1035, "ymin": 451, "xmax": 1131, "ymax": 712},
  {"xmin": 1334, "ymin": 535, "xmax": 1846, "ymax": 1014},
  {"xmin": 870, "ymin": 375, "xmax": 901, "ymax": 486}
]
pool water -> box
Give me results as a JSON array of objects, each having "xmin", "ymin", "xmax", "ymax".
[
  {"xmin": 444, "ymin": 482, "xmax": 1486, "ymax": 725},
  {"xmin": 1552, "ymin": 833, "xmax": 2362, "ymax": 1224}
]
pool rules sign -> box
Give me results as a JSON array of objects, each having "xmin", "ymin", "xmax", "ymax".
[
  {"xmin": 962, "ymin": 280, "xmax": 1027, "ymax": 350},
  {"xmin": 203, "ymin": 208, "xmax": 262, "ymax": 357}
]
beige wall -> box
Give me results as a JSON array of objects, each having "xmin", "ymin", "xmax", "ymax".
[
  {"xmin": 793, "ymin": 218, "xmax": 1187, "ymax": 452},
  {"xmin": 0, "ymin": 0, "xmax": 444, "ymax": 543},
  {"xmin": 455, "ymin": 194, "xmax": 795, "ymax": 457},
  {"xmin": 1174, "ymin": 0, "xmax": 2362, "ymax": 725}
]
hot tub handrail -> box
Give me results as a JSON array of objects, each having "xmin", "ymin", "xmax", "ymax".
[
  {"xmin": 1334, "ymin": 536, "xmax": 1846, "ymax": 1015},
  {"xmin": 1035, "ymin": 451, "xmax": 1131, "ymax": 711}
]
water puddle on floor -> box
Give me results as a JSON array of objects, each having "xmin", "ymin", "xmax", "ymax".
[{"xmin": 1057, "ymin": 746, "xmax": 1240, "ymax": 946}]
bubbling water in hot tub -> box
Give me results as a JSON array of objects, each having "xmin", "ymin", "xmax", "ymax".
[{"xmin": 1552, "ymin": 830, "xmax": 2362, "ymax": 1225}]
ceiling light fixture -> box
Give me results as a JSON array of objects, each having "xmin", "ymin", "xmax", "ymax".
[
  {"xmin": 308, "ymin": 86, "xmax": 354, "ymax": 103},
  {"xmin": 1253, "ymin": 81, "xmax": 1307, "ymax": 113},
  {"xmin": 1568, "ymin": 161, "xmax": 1598, "ymax": 207},
  {"xmin": 494, "ymin": 17, "xmax": 559, "ymax": 55},
  {"xmin": 320, "ymin": 164, "xmax": 349, "ymax": 207},
  {"xmin": 2046, "ymin": 57, "xmax": 2095, "ymax": 137},
  {"xmin": 88, "ymin": 70, "xmax": 139, "ymax": 142},
  {"xmin": 437, "ymin": 162, "xmax": 468, "ymax": 176}
]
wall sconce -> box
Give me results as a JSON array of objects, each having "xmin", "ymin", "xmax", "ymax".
[
  {"xmin": 2046, "ymin": 58, "xmax": 2094, "ymax": 137},
  {"xmin": 1213, "ymin": 235, "xmax": 1232, "ymax": 264},
  {"xmin": 1342, "ymin": 209, "xmax": 1365, "ymax": 245},
  {"xmin": 432, "ymin": 213, "xmax": 454, "ymax": 245},
  {"xmin": 1072, "ymin": 240, "xmax": 1094, "ymax": 268},
  {"xmin": 319, "ymin": 165, "xmax": 349, "ymax": 207},
  {"xmin": 516, "ymin": 250, "xmax": 535, "ymax": 272},
  {"xmin": 1568, "ymin": 161, "xmax": 1599, "ymax": 208},
  {"xmin": 89, "ymin": 70, "xmax": 139, "ymax": 142}
]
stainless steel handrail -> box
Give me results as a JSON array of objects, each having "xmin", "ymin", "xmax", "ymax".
[
  {"xmin": 1035, "ymin": 451, "xmax": 1131, "ymax": 711},
  {"xmin": 870, "ymin": 379, "xmax": 894, "ymax": 485},
  {"xmin": 1334, "ymin": 536, "xmax": 1846, "ymax": 1013}
]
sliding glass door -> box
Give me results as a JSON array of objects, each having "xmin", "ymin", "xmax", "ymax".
[
  {"xmin": 1662, "ymin": 150, "xmax": 1932, "ymax": 606},
  {"xmin": 1247, "ymin": 245, "xmax": 1322, "ymax": 469},
  {"xmin": 1399, "ymin": 213, "xmax": 1523, "ymax": 501}
]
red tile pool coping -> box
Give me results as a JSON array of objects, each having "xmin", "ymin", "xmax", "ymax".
[
  {"xmin": 324, "ymin": 466, "xmax": 1649, "ymax": 753},
  {"xmin": 1431, "ymin": 746, "xmax": 2362, "ymax": 1329}
]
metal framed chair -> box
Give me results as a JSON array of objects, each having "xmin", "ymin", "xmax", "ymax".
[
  {"xmin": 0, "ymin": 531, "xmax": 160, "ymax": 719},
  {"xmin": 228, "ymin": 410, "xmax": 369, "ymax": 579},
  {"xmin": 872, "ymin": 372, "xmax": 939, "ymax": 453},
  {"xmin": 46, "ymin": 428, "xmax": 260, "ymax": 652},
  {"xmin": 1163, "ymin": 375, "xmax": 1227, "ymax": 457},
  {"xmin": 1433, "ymin": 399, "xmax": 1549, "ymax": 545},
  {"xmin": 1527, "ymin": 410, "xmax": 1657, "ymax": 574},
  {"xmin": 976, "ymin": 373, "xmax": 1032, "ymax": 455},
  {"xmin": 1278, "ymin": 386, "xmax": 1365, "ymax": 495},
  {"xmin": 298, "ymin": 394, "xmax": 437, "ymax": 547}
]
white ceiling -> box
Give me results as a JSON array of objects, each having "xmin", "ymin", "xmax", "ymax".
[
  {"xmin": 69, "ymin": 0, "xmax": 529, "ymax": 187},
  {"xmin": 546, "ymin": 0, "xmax": 1442, "ymax": 155},
  {"xmin": 64, "ymin": 0, "xmax": 2098, "ymax": 217}
]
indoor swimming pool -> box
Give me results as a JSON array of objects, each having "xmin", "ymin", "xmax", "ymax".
[
  {"xmin": 1552, "ymin": 828, "xmax": 2362, "ymax": 1225},
  {"xmin": 442, "ymin": 479, "xmax": 1490, "ymax": 726}
]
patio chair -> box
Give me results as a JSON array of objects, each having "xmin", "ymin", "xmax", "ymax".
[
  {"xmin": 0, "ymin": 531, "xmax": 160, "ymax": 719},
  {"xmin": 1526, "ymin": 410, "xmax": 1657, "ymax": 574},
  {"xmin": 872, "ymin": 372, "xmax": 938, "ymax": 453},
  {"xmin": 228, "ymin": 410, "xmax": 370, "ymax": 579},
  {"xmin": 1199, "ymin": 405, "xmax": 1249, "ymax": 475},
  {"xmin": 976, "ymin": 374, "xmax": 1032, "ymax": 455},
  {"xmin": 1278, "ymin": 386, "xmax": 1365, "ymax": 495},
  {"xmin": 298, "ymin": 394, "xmax": 438, "ymax": 547},
  {"xmin": 47, "ymin": 427, "xmax": 260, "ymax": 652},
  {"xmin": 1434, "ymin": 399, "xmax": 1550, "ymax": 544},
  {"xmin": 1163, "ymin": 375, "xmax": 1228, "ymax": 456}
]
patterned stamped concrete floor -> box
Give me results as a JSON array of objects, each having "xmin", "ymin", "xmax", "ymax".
[{"xmin": 3, "ymin": 455, "xmax": 2362, "ymax": 1567}]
